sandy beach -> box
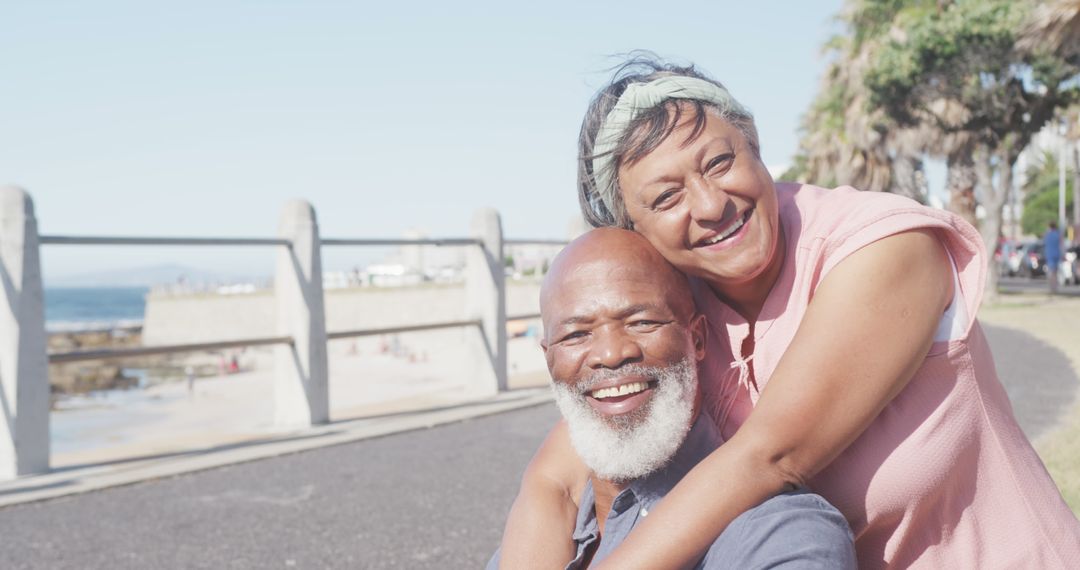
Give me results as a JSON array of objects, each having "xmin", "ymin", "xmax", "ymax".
[{"xmin": 50, "ymin": 330, "xmax": 550, "ymax": 469}]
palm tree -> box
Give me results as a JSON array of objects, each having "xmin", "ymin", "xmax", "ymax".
[
  {"xmin": 918, "ymin": 98, "xmax": 980, "ymax": 227},
  {"xmin": 862, "ymin": 0, "xmax": 1080, "ymax": 299},
  {"xmin": 1020, "ymin": 1, "xmax": 1080, "ymax": 234},
  {"xmin": 1019, "ymin": 0, "xmax": 1080, "ymax": 62},
  {"xmin": 790, "ymin": 0, "xmax": 928, "ymax": 203}
]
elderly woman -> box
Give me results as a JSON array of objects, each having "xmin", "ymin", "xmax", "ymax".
[{"xmin": 499, "ymin": 57, "xmax": 1080, "ymax": 569}]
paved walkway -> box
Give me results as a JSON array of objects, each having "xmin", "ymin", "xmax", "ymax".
[
  {"xmin": 0, "ymin": 319, "xmax": 1077, "ymax": 568},
  {"xmin": 982, "ymin": 323, "xmax": 1079, "ymax": 440},
  {"xmin": 49, "ymin": 334, "xmax": 549, "ymax": 468},
  {"xmin": 1, "ymin": 403, "xmax": 561, "ymax": 570}
]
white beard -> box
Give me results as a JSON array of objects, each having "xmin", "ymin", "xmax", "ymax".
[{"xmin": 551, "ymin": 358, "xmax": 697, "ymax": 483}]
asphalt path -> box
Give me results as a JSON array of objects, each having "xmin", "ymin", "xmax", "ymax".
[
  {"xmin": 984, "ymin": 323, "xmax": 1079, "ymax": 440},
  {"xmin": 998, "ymin": 276, "xmax": 1080, "ymax": 297},
  {"xmin": 1, "ymin": 325, "xmax": 1076, "ymax": 569}
]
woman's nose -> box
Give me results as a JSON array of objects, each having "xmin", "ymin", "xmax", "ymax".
[
  {"xmin": 686, "ymin": 176, "xmax": 729, "ymax": 222},
  {"xmin": 587, "ymin": 328, "xmax": 643, "ymax": 370}
]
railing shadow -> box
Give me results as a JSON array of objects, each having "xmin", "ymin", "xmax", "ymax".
[
  {"xmin": 332, "ymin": 387, "xmax": 547, "ymax": 423},
  {"xmin": 43, "ymin": 387, "xmax": 550, "ymax": 476},
  {"xmin": 47, "ymin": 430, "xmax": 341, "ymax": 474}
]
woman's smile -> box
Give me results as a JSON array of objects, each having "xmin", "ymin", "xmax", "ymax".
[{"xmin": 692, "ymin": 207, "xmax": 753, "ymax": 249}]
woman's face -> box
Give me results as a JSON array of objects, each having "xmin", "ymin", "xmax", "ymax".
[{"xmin": 617, "ymin": 109, "xmax": 781, "ymax": 292}]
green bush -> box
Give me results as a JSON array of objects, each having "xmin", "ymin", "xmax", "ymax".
[{"xmin": 1021, "ymin": 152, "xmax": 1075, "ymax": 236}]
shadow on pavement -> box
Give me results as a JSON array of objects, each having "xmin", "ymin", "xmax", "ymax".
[
  {"xmin": 984, "ymin": 324, "xmax": 1080, "ymax": 440},
  {"xmin": 49, "ymin": 430, "xmax": 343, "ymax": 474}
]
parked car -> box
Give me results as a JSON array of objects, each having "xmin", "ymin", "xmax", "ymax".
[
  {"xmin": 995, "ymin": 240, "xmax": 1023, "ymax": 277},
  {"xmin": 1017, "ymin": 242, "xmax": 1046, "ymax": 278},
  {"xmin": 1059, "ymin": 245, "xmax": 1079, "ymax": 286}
]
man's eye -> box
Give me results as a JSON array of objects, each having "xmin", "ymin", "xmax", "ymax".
[
  {"xmin": 630, "ymin": 320, "xmax": 662, "ymax": 329},
  {"xmin": 559, "ymin": 331, "xmax": 588, "ymax": 343}
]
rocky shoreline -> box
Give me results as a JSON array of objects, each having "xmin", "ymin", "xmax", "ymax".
[
  {"xmin": 48, "ymin": 327, "xmax": 146, "ymax": 394},
  {"xmin": 47, "ymin": 327, "xmax": 250, "ymax": 399}
]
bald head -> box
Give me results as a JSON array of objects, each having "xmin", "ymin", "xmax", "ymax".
[
  {"xmin": 541, "ymin": 228, "xmax": 696, "ymax": 326},
  {"xmin": 539, "ymin": 229, "xmax": 707, "ymax": 484}
]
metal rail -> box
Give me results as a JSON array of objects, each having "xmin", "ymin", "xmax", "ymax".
[
  {"xmin": 40, "ymin": 234, "xmax": 551, "ymax": 359},
  {"xmin": 39, "ymin": 235, "xmax": 563, "ymax": 248},
  {"xmin": 50, "ymin": 322, "xmax": 488, "ymax": 360},
  {"xmin": 48, "ymin": 335, "xmax": 293, "ymax": 364},
  {"xmin": 321, "ymin": 238, "xmax": 481, "ymax": 247},
  {"xmin": 40, "ymin": 236, "xmax": 290, "ymax": 247},
  {"xmin": 503, "ymin": 239, "xmax": 569, "ymax": 246},
  {"xmin": 326, "ymin": 319, "xmax": 482, "ymax": 340},
  {"xmin": 507, "ymin": 313, "xmax": 541, "ymax": 321}
]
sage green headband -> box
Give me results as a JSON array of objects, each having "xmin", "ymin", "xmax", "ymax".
[{"xmin": 591, "ymin": 76, "xmax": 752, "ymax": 216}]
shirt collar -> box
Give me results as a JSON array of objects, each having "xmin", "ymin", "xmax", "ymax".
[
  {"xmin": 570, "ymin": 414, "xmax": 721, "ymax": 544},
  {"xmin": 625, "ymin": 413, "xmax": 722, "ymax": 508},
  {"xmin": 572, "ymin": 413, "xmax": 722, "ymax": 532},
  {"xmin": 571, "ymin": 481, "xmax": 599, "ymax": 543}
]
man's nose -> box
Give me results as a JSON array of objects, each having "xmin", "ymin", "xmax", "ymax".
[
  {"xmin": 686, "ymin": 176, "xmax": 730, "ymax": 223},
  {"xmin": 587, "ymin": 328, "xmax": 643, "ymax": 370}
]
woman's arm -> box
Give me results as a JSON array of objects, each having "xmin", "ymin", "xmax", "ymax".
[
  {"xmin": 498, "ymin": 419, "xmax": 591, "ymax": 569},
  {"xmin": 594, "ymin": 229, "xmax": 954, "ymax": 570}
]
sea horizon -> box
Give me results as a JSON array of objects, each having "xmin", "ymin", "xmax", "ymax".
[{"xmin": 45, "ymin": 286, "xmax": 148, "ymax": 333}]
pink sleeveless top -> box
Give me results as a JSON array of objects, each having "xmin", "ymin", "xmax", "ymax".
[{"xmin": 693, "ymin": 183, "xmax": 1080, "ymax": 568}]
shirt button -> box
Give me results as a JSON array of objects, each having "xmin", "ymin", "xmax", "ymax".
[{"xmin": 641, "ymin": 508, "xmax": 648, "ymax": 517}]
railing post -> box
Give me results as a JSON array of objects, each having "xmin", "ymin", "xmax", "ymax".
[
  {"xmin": 0, "ymin": 186, "xmax": 49, "ymax": 479},
  {"xmin": 273, "ymin": 200, "xmax": 329, "ymax": 427},
  {"xmin": 465, "ymin": 208, "xmax": 507, "ymax": 395}
]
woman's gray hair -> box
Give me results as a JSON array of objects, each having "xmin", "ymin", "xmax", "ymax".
[{"xmin": 577, "ymin": 55, "xmax": 760, "ymax": 229}]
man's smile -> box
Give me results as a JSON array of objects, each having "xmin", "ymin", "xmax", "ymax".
[
  {"xmin": 589, "ymin": 380, "xmax": 654, "ymax": 399},
  {"xmin": 584, "ymin": 378, "xmax": 658, "ymax": 417}
]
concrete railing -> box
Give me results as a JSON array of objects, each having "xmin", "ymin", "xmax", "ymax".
[{"xmin": 0, "ymin": 185, "xmax": 567, "ymax": 480}]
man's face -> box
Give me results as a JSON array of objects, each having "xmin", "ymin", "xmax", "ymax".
[{"xmin": 541, "ymin": 246, "xmax": 706, "ymax": 482}]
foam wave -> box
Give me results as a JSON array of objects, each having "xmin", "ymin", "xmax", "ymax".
[{"xmin": 46, "ymin": 319, "xmax": 144, "ymax": 334}]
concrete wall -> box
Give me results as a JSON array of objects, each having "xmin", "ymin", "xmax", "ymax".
[{"xmin": 143, "ymin": 280, "xmax": 543, "ymax": 346}]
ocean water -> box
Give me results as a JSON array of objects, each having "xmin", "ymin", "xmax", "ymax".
[{"xmin": 44, "ymin": 287, "xmax": 148, "ymax": 331}]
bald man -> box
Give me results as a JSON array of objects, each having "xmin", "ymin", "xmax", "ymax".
[{"xmin": 490, "ymin": 228, "xmax": 855, "ymax": 569}]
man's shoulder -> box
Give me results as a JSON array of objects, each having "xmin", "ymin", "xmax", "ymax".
[
  {"xmin": 699, "ymin": 490, "xmax": 856, "ymax": 569},
  {"xmin": 734, "ymin": 489, "xmax": 844, "ymax": 520}
]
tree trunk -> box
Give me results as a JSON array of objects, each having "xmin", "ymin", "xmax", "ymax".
[
  {"xmin": 946, "ymin": 151, "xmax": 978, "ymax": 228},
  {"xmin": 979, "ymin": 144, "xmax": 1017, "ymax": 303},
  {"xmin": 984, "ymin": 141, "xmax": 1023, "ymax": 302},
  {"xmin": 890, "ymin": 153, "xmax": 927, "ymax": 204},
  {"xmin": 1073, "ymin": 144, "xmax": 1079, "ymax": 240}
]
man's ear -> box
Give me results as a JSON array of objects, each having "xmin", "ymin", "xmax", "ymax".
[{"xmin": 690, "ymin": 313, "xmax": 707, "ymax": 361}]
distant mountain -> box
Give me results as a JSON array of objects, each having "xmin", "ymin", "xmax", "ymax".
[{"xmin": 46, "ymin": 264, "xmax": 252, "ymax": 288}]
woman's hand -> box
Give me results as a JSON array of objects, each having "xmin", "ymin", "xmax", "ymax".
[
  {"xmin": 593, "ymin": 229, "xmax": 953, "ymax": 569},
  {"xmin": 498, "ymin": 420, "xmax": 590, "ymax": 569}
]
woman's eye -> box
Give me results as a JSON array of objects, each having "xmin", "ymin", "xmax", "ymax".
[
  {"xmin": 705, "ymin": 153, "xmax": 734, "ymax": 175},
  {"xmin": 651, "ymin": 189, "xmax": 678, "ymax": 210}
]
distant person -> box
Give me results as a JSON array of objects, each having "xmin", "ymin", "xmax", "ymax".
[
  {"xmin": 1046, "ymin": 221, "xmax": 1063, "ymax": 294},
  {"xmin": 490, "ymin": 228, "xmax": 855, "ymax": 569},
  {"xmin": 185, "ymin": 365, "xmax": 196, "ymax": 396},
  {"xmin": 501, "ymin": 55, "xmax": 1080, "ymax": 569}
]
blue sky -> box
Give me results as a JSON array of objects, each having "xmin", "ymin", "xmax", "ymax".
[{"xmin": 2, "ymin": 0, "xmax": 846, "ymax": 280}]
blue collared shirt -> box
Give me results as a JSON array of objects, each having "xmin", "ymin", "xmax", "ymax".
[{"xmin": 489, "ymin": 414, "xmax": 856, "ymax": 569}]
